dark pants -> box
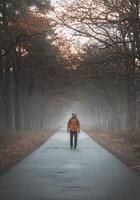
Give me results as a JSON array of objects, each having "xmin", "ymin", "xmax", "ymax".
[{"xmin": 70, "ymin": 131, "xmax": 78, "ymax": 148}]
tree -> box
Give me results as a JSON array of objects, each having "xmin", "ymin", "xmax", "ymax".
[
  {"xmin": 0, "ymin": 0, "xmax": 66, "ymax": 132},
  {"xmin": 56, "ymin": 0, "xmax": 140, "ymax": 132}
]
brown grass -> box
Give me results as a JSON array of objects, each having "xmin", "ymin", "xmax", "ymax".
[
  {"xmin": 86, "ymin": 129, "xmax": 140, "ymax": 175},
  {"xmin": 0, "ymin": 128, "xmax": 55, "ymax": 175}
]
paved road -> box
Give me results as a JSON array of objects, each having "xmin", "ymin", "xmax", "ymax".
[{"xmin": 0, "ymin": 128, "xmax": 140, "ymax": 200}]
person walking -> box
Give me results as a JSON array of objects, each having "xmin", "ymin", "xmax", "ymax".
[{"xmin": 67, "ymin": 113, "xmax": 80, "ymax": 149}]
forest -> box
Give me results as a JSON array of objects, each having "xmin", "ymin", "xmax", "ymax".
[
  {"xmin": 1, "ymin": 2, "xmax": 140, "ymax": 196},
  {"xmin": 0, "ymin": 0, "xmax": 140, "ymax": 138}
]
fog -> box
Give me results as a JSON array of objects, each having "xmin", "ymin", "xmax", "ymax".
[{"xmin": 0, "ymin": 0, "xmax": 140, "ymax": 137}]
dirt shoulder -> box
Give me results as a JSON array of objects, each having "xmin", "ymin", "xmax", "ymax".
[
  {"xmin": 85, "ymin": 129, "xmax": 140, "ymax": 176},
  {"xmin": 0, "ymin": 128, "xmax": 56, "ymax": 175}
]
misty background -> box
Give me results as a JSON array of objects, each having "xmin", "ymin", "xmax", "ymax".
[{"xmin": 0, "ymin": 0, "xmax": 140, "ymax": 139}]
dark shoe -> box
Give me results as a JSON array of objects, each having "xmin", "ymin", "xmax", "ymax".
[
  {"xmin": 74, "ymin": 145, "xmax": 77, "ymax": 149},
  {"xmin": 70, "ymin": 145, "xmax": 73, "ymax": 149}
]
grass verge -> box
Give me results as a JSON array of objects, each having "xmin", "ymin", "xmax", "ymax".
[
  {"xmin": 85, "ymin": 128, "xmax": 140, "ymax": 176},
  {"xmin": 0, "ymin": 128, "xmax": 56, "ymax": 175}
]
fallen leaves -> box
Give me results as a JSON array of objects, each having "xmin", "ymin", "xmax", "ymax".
[
  {"xmin": 0, "ymin": 129, "xmax": 54, "ymax": 175},
  {"xmin": 87, "ymin": 130, "xmax": 140, "ymax": 175}
]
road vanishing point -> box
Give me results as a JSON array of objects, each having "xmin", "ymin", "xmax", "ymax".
[{"xmin": 0, "ymin": 128, "xmax": 140, "ymax": 200}]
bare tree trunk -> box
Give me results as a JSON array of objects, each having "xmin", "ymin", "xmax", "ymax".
[{"xmin": 14, "ymin": 73, "xmax": 22, "ymax": 130}]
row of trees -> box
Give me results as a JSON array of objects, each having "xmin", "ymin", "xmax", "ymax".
[
  {"xmin": 0, "ymin": 0, "xmax": 71, "ymax": 133},
  {"xmin": 56, "ymin": 0, "xmax": 140, "ymax": 133},
  {"xmin": 1, "ymin": 0, "xmax": 140, "ymax": 135}
]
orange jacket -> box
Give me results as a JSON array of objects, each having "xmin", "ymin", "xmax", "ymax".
[{"xmin": 67, "ymin": 118, "xmax": 80, "ymax": 132}]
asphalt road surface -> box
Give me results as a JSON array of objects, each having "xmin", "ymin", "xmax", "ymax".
[{"xmin": 0, "ymin": 128, "xmax": 140, "ymax": 200}]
